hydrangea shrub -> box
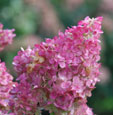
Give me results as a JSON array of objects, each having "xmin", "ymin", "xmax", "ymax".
[{"xmin": 0, "ymin": 17, "xmax": 103, "ymax": 115}]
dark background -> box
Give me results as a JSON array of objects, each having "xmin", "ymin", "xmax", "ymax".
[{"xmin": 0, "ymin": 0, "xmax": 113, "ymax": 114}]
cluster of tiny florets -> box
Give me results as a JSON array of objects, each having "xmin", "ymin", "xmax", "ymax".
[
  {"xmin": 0, "ymin": 24, "xmax": 16, "ymax": 51},
  {"xmin": 11, "ymin": 16, "xmax": 103, "ymax": 115},
  {"xmin": 0, "ymin": 24, "xmax": 16, "ymax": 114},
  {"xmin": 0, "ymin": 62, "xmax": 16, "ymax": 114}
]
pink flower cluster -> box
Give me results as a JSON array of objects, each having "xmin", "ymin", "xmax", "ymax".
[
  {"xmin": 0, "ymin": 24, "xmax": 16, "ymax": 114},
  {"xmin": 0, "ymin": 62, "xmax": 16, "ymax": 114},
  {"xmin": 11, "ymin": 16, "xmax": 103, "ymax": 115},
  {"xmin": 0, "ymin": 24, "xmax": 16, "ymax": 51}
]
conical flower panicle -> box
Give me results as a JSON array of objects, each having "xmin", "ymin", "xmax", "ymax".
[{"xmin": 12, "ymin": 17, "xmax": 103, "ymax": 114}]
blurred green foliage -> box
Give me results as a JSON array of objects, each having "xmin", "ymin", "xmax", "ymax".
[
  {"xmin": 0, "ymin": 0, "xmax": 113, "ymax": 114},
  {"xmin": 0, "ymin": 0, "xmax": 38, "ymax": 35}
]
